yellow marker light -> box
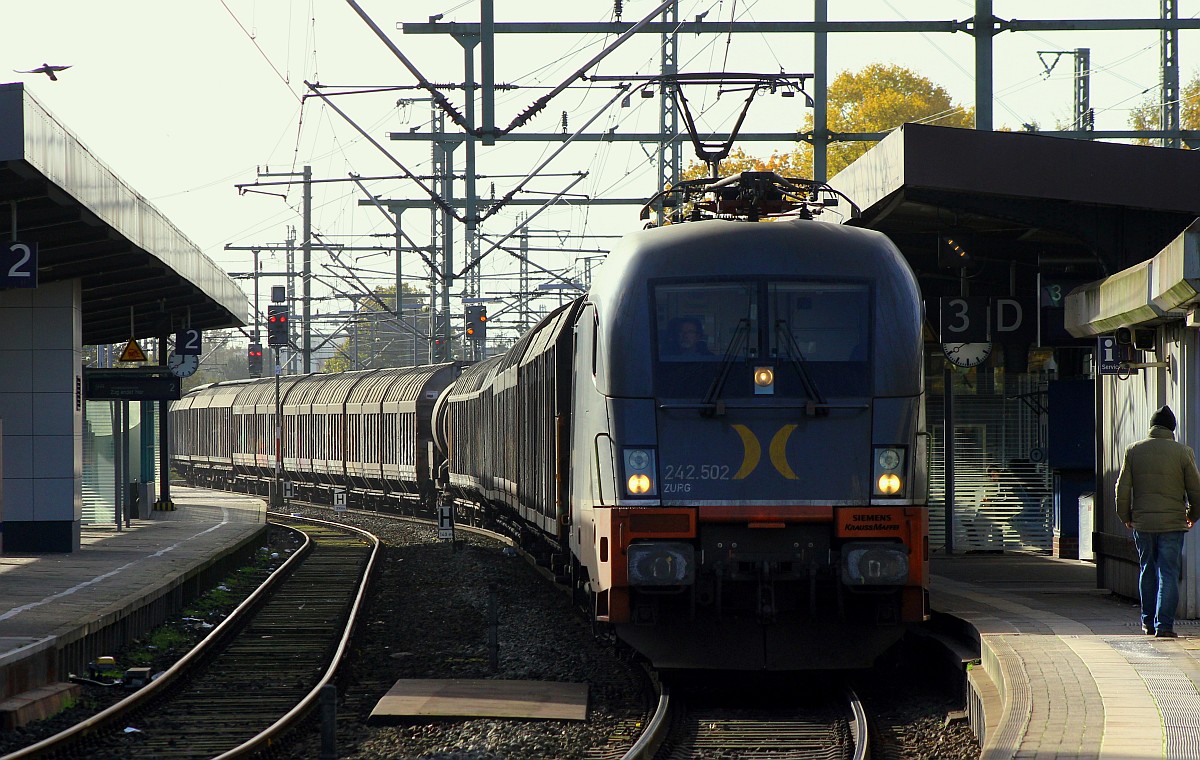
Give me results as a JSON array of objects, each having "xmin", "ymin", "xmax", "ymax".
[
  {"xmin": 877, "ymin": 473, "xmax": 902, "ymax": 494},
  {"xmin": 627, "ymin": 473, "xmax": 652, "ymax": 494},
  {"xmin": 753, "ymin": 366, "xmax": 775, "ymax": 395}
]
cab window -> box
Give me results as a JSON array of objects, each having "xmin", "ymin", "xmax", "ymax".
[
  {"xmin": 767, "ymin": 282, "xmax": 868, "ymax": 363},
  {"xmin": 655, "ymin": 283, "xmax": 756, "ymax": 361}
]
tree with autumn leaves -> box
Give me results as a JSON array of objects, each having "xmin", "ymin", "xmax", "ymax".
[
  {"xmin": 1128, "ymin": 76, "xmax": 1200, "ymax": 145},
  {"xmin": 681, "ymin": 63, "xmax": 975, "ymax": 181},
  {"xmin": 321, "ymin": 284, "xmax": 433, "ymax": 372}
]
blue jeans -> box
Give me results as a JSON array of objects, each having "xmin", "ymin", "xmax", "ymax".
[{"xmin": 1133, "ymin": 530, "xmax": 1186, "ymax": 632}]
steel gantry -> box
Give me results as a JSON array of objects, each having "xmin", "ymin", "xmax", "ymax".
[{"xmin": 316, "ymin": 0, "xmax": 1200, "ymax": 362}]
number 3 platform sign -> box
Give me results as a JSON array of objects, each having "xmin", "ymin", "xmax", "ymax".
[{"xmin": 1, "ymin": 242, "xmax": 38, "ymax": 288}]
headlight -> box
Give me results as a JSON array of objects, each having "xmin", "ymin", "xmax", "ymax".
[
  {"xmin": 628, "ymin": 473, "xmax": 652, "ymax": 494},
  {"xmin": 623, "ymin": 448, "xmax": 657, "ymax": 496},
  {"xmin": 877, "ymin": 473, "xmax": 902, "ymax": 494},
  {"xmin": 842, "ymin": 543, "xmax": 909, "ymax": 585},
  {"xmin": 628, "ymin": 542, "xmax": 694, "ymax": 585},
  {"xmin": 872, "ymin": 446, "xmax": 907, "ymax": 497}
]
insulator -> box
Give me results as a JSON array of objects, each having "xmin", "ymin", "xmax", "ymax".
[{"xmin": 614, "ymin": 0, "xmax": 623, "ymax": 20}]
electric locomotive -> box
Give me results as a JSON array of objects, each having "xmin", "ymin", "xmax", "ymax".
[{"xmin": 439, "ymin": 173, "xmax": 929, "ymax": 670}]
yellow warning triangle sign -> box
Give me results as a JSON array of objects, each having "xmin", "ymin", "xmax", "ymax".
[{"xmin": 119, "ymin": 338, "xmax": 148, "ymax": 363}]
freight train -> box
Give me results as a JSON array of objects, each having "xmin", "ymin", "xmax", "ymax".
[{"xmin": 172, "ymin": 172, "xmax": 929, "ymax": 670}]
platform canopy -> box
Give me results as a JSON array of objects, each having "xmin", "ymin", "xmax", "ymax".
[
  {"xmin": 829, "ymin": 123, "xmax": 1200, "ymax": 312},
  {"xmin": 0, "ymin": 82, "xmax": 246, "ymax": 345}
]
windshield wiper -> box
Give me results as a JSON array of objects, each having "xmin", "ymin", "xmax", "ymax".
[
  {"xmin": 775, "ymin": 319, "xmax": 828, "ymax": 415},
  {"xmin": 699, "ymin": 318, "xmax": 750, "ymax": 416}
]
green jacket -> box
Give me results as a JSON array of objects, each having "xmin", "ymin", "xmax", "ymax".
[{"xmin": 1116, "ymin": 426, "xmax": 1200, "ymax": 532}]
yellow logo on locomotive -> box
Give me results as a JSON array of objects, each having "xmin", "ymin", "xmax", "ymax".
[{"xmin": 731, "ymin": 424, "xmax": 798, "ymax": 480}]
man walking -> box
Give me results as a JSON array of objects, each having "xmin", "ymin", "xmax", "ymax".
[{"xmin": 1116, "ymin": 405, "xmax": 1200, "ymax": 638}]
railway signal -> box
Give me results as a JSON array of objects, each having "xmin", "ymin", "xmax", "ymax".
[
  {"xmin": 465, "ymin": 306, "xmax": 488, "ymax": 340},
  {"xmin": 247, "ymin": 342, "xmax": 264, "ymax": 377},
  {"xmin": 266, "ymin": 305, "xmax": 289, "ymax": 346}
]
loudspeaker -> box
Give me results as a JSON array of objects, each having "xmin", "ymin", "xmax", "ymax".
[{"xmin": 1133, "ymin": 328, "xmax": 1156, "ymax": 352}]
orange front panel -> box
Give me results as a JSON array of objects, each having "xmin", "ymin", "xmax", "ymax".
[
  {"xmin": 901, "ymin": 586, "xmax": 929, "ymax": 622},
  {"xmin": 623, "ymin": 509, "xmax": 695, "ymax": 538},
  {"xmin": 906, "ymin": 507, "xmax": 929, "ymax": 587},
  {"xmin": 837, "ymin": 506, "xmax": 929, "ymax": 589},
  {"xmin": 608, "ymin": 587, "xmax": 630, "ymax": 623},
  {"xmin": 698, "ymin": 505, "xmax": 833, "ymax": 523},
  {"xmin": 834, "ymin": 507, "xmax": 910, "ymax": 538}
]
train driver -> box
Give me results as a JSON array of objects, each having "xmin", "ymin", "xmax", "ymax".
[{"xmin": 666, "ymin": 316, "xmax": 713, "ymax": 357}]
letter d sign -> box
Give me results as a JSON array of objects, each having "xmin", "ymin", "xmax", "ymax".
[{"xmin": 993, "ymin": 299, "xmax": 1024, "ymax": 334}]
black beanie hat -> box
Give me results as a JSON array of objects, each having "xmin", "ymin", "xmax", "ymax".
[{"xmin": 1151, "ymin": 405, "xmax": 1177, "ymax": 431}]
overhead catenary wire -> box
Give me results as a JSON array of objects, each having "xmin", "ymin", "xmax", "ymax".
[
  {"xmin": 218, "ymin": 0, "xmax": 300, "ymax": 100},
  {"xmin": 219, "ymin": 1, "xmax": 1192, "ymax": 361}
]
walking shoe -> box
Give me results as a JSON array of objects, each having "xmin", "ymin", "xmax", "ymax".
[
  {"xmin": 1142, "ymin": 624, "xmax": 1155, "ymax": 635},
  {"xmin": 1155, "ymin": 628, "xmax": 1178, "ymax": 638}
]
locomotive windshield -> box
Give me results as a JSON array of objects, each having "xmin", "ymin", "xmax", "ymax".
[
  {"xmin": 656, "ymin": 283, "xmax": 756, "ymax": 360},
  {"xmin": 654, "ymin": 280, "xmax": 869, "ymax": 399}
]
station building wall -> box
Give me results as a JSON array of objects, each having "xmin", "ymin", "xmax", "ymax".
[{"xmin": 1098, "ymin": 321, "xmax": 1200, "ymax": 619}]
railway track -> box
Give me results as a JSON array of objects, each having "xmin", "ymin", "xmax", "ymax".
[
  {"xmin": 626, "ymin": 682, "xmax": 869, "ymax": 760},
  {"xmin": 5, "ymin": 515, "xmax": 378, "ymax": 760},
  {"xmin": 267, "ymin": 502, "xmax": 887, "ymax": 760}
]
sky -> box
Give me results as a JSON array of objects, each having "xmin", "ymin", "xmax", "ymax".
[{"xmin": 3, "ymin": 0, "xmax": 1195, "ymax": 347}]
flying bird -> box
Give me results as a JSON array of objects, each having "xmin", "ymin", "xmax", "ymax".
[{"xmin": 14, "ymin": 63, "xmax": 71, "ymax": 81}]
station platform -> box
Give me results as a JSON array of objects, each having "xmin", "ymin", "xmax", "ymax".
[
  {"xmin": 932, "ymin": 552, "xmax": 1200, "ymax": 759},
  {"xmin": 0, "ymin": 487, "xmax": 266, "ymax": 726}
]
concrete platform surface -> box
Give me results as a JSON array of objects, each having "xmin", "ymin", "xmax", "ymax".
[
  {"xmin": 932, "ymin": 552, "xmax": 1200, "ymax": 759},
  {"xmin": 0, "ymin": 487, "xmax": 266, "ymax": 712}
]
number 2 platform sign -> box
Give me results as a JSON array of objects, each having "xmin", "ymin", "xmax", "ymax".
[{"xmin": 1, "ymin": 242, "xmax": 38, "ymax": 288}]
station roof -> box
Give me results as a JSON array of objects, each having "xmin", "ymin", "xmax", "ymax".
[
  {"xmin": 829, "ymin": 123, "xmax": 1200, "ymax": 306},
  {"xmin": 0, "ymin": 82, "xmax": 246, "ymax": 345},
  {"xmin": 1063, "ymin": 219, "xmax": 1200, "ymax": 336}
]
